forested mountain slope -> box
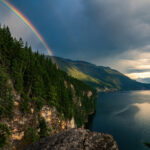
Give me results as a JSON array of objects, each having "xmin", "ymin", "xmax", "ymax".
[
  {"xmin": 0, "ymin": 26, "xmax": 96, "ymax": 150},
  {"xmin": 54, "ymin": 57, "xmax": 150, "ymax": 91}
]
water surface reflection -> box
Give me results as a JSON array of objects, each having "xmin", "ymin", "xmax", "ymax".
[{"xmin": 88, "ymin": 91, "xmax": 150, "ymax": 150}]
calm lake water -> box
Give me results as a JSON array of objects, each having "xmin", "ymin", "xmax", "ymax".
[{"xmin": 87, "ymin": 91, "xmax": 150, "ymax": 150}]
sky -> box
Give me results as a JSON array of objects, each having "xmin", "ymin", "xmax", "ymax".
[{"xmin": 0, "ymin": 0, "xmax": 150, "ymax": 83}]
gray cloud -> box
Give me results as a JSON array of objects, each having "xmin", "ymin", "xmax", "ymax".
[
  {"xmin": 43, "ymin": 0, "xmax": 150, "ymax": 63},
  {"xmin": 80, "ymin": 0, "xmax": 150, "ymax": 56},
  {"xmin": 2, "ymin": 0, "xmax": 150, "ymax": 82},
  {"xmin": 127, "ymin": 69, "xmax": 150, "ymax": 73},
  {"xmin": 3, "ymin": 0, "xmax": 150, "ymax": 59}
]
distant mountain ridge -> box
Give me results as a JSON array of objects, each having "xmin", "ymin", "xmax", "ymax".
[{"xmin": 52, "ymin": 56, "xmax": 150, "ymax": 91}]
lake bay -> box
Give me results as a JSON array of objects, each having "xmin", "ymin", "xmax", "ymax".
[{"xmin": 87, "ymin": 91, "xmax": 150, "ymax": 150}]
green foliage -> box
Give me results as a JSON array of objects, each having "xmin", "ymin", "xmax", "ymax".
[
  {"xmin": 0, "ymin": 66, "xmax": 14, "ymax": 119},
  {"xmin": 144, "ymin": 142, "xmax": 150, "ymax": 148},
  {"xmin": 20, "ymin": 93, "xmax": 31, "ymax": 113},
  {"xmin": 23, "ymin": 127, "xmax": 39, "ymax": 145},
  {"xmin": 0, "ymin": 25, "xmax": 96, "ymax": 128},
  {"xmin": 0, "ymin": 123, "xmax": 11, "ymax": 148},
  {"xmin": 48, "ymin": 85, "xmax": 58, "ymax": 106},
  {"xmin": 38, "ymin": 118, "xmax": 50, "ymax": 138},
  {"xmin": 67, "ymin": 67, "xmax": 100, "ymax": 84},
  {"xmin": 32, "ymin": 97, "xmax": 44, "ymax": 111},
  {"xmin": 23, "ymin": 119, "xmax": 50, "ymax": 146}
]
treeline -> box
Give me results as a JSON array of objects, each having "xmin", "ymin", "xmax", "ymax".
[{"xmin": 0, "ymin": 25, "xmax": 96, "ymax": 127}]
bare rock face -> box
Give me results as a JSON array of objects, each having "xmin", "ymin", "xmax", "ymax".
[{"xmin": 24, "ymin": 128, "xmax": 119, "ymax": 150}]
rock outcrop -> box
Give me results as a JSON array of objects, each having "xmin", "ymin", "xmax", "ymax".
[{"xmin": 25, "ymin": 128, "xmax": 118, "ymax": 150}]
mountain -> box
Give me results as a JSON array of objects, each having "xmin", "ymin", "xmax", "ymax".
[
  {"xmin": 54, "ymin": 57, "xmax": 150, "ymax": 91},
  {"xmin": 0, "ymin": 26, "xmax": 96, "ymax": 150}
]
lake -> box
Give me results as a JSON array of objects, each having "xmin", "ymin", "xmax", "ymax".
[{"xmin": 87, "ymin": 90, "xmax": 150, "ymax": 150}]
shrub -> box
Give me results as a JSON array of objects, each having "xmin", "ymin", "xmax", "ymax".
[
  {"xmin": 23, "ymin": 127, "xmax": 39, "ymax": 146},
  {"xmin": 0, "ymin": 123, "xmax": 11, "ymax": 148},
  {"xmin": 38, "ymin": 118, "xmax": 50, "ymax": 138}
]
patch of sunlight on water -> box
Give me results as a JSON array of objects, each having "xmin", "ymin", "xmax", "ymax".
[
  {"xmin": 134, "ymin": 103, "xmax": 150, "ymax": 123},
  {"xmin": 132, "ymin": 90, "xmax": 150, "ymax": 96}
]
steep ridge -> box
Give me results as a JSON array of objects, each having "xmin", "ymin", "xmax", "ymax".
[
  {"xmin": 0, "ymin": 26, "xmax": 96, "ymax": 150},
  {"xmin": 54, "ymin": 56, "xmax": 150, "ymax": 91}
]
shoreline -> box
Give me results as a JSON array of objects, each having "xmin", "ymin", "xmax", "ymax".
[{"xmin": 85, "ymin": 109, "xmax": 96, "ymax": 129}]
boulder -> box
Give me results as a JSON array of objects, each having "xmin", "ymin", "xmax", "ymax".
[{"xmin": 25, "ymin": 128, "xmax": 118, "ymax": 150}]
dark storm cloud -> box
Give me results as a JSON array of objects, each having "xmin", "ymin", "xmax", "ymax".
[
  {"xmin": 4, "ymin": 0, "xmax": 150, "ymax": 59},
  {"xmin": 2, "ymin": 0, "xmax": 150, "ymax": 81},
  {"xmin": 55, "ymin": 0, "xmax": 150, "ymax": 59},
  {"xmin": 80, "ymin": 0, "xmax": 150, "ymax": 56},
  {"xmin": 51, "ymin": 0, "xmax": 150, "ymax": 59}
]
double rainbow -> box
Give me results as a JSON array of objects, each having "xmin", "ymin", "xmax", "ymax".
[{"xmin": 0, "ymin": 0, "xmax": 56, "ymax": 64}]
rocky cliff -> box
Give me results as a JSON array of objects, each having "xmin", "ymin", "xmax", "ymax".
[
  {"xmin": 0, "ymin": 25, "xmax": 118, "ymax": 150},
  {"xmin": 0, "ymin": 25, "xmax": 98, "ymax": 150},
  {"xmin": 1, "ymin": 84, "xmax": 93, "ymax": 150},
  {"xmin": 25, "ymin": 128, "xmax": 119, "ymax": 150}
]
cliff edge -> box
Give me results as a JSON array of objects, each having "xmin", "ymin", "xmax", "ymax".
[{"xmin": 25, "ymin": 128, "xmax": 118, "ymax": 150}]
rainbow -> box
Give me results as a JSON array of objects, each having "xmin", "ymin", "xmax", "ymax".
[{"xmin": 0, "ymin": 0, "xmax": 56, "ymax": 64}]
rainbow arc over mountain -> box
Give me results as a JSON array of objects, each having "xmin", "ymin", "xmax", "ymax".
[{"xmin": 1, "ymin": 0, "xmax": 56, "ymax": 64}]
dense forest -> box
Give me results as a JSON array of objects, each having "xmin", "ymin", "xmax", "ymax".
[{"xmin": 0, "ymin": 25, "xmax": 96, "ymax": 149}]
